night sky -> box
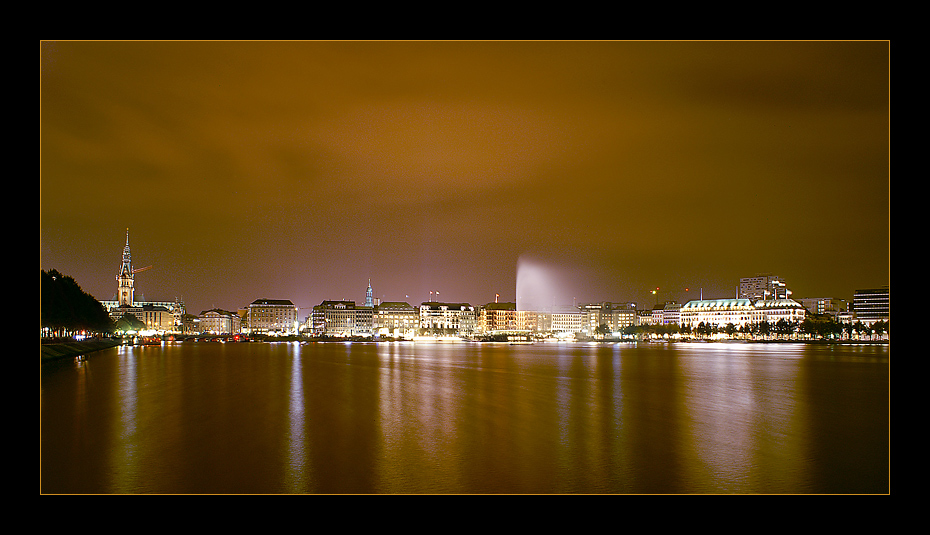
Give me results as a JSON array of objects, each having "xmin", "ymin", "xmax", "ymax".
[{"xmin": 40, "ymin": 41, "xmax": 889, "ymax": 316}]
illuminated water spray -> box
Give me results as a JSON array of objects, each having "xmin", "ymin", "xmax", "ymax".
[{"xmin": 516, "ymin": 255, "xmax": 584, "ymax": 312}]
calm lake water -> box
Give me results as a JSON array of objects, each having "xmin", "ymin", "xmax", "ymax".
[{"xmin": 40, "ymin": 340, "xmax": 889, "ymax": 494}]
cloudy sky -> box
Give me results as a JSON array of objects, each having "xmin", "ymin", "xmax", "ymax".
[{"xmin": 40, "ymin": 41, "xmax": 889, "ymax": 315}]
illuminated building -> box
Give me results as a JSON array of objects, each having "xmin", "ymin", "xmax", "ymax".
[
  {"xmin": 373, "ymin": 301, "xmax": 418, "ymax": 339},
  {"xmin": 477, "ymin": 302, "xmax": 538, "ymax": 334},
  {"xmin": 739, "ymin": 275, "xmax": 790, "ymax": 300},
  {"xmin": 550, "ymin": 311, "xmax": 583, "ymax": 334},
  {"xmin": 419, "ymin": 302, "xmax": 476, "ymax": 336},
  {"xmin": 853, "ymin": 287, "xmax": 890, "ymax": 325},
  {"xmin": 751, "ymin": 299, "xmax": 807, "ymax": 324},
  {"xmin": 637, "ymin": 309, "xmax": 656, "ymax": 326},
  {"xmin": 679, "ymin": 298, "xmax": 806, "ymax": 330},
  {"xmin": 246, "ymin": 298, "xmax": 299, "ymax": 335},
  {"xmin": 199, "ymin": 309, "xmax": 242, "ymax": 334},
  {"xmin": 311, "ymin": 300, "xmax": 357, "ymax": 336},
  {"xmin": 797, "ymin": 297, "xmax": 848, "ymax": 319},
  {"xmin": 661, "ymin": 302, "xmax": 681, "ymax": 325},
  {"xmin": 579, "ymin": 302, "xmax": 637, "ymax": 334},
  {"xmin": 679, "ymin": 298, "xmax": 756, "ymax": 330}
]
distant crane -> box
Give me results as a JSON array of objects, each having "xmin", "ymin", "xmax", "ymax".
[{"xmin": 132, "ymin": 265, "xmax": 153, "ymax": 275}]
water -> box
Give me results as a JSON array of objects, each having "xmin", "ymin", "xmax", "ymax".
[{"xmin": 40, "ymin": 341, "xmax": 889, "ymax": 494}]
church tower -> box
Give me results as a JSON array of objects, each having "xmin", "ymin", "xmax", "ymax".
[
  {"xmin": 366, "ymin": 279, "xmax": 374, "ymax": 308},
  {"xmin": 117, "ymin": 229, "xmax": 135, "ymax": 306}
]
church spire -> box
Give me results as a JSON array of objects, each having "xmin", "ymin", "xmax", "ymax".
[{"xmin": 117, "ymin": 228, "xmax": 135, "ymax": 306}]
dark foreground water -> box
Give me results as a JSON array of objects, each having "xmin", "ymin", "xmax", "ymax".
[{"xmin": 40, "ymin": 341, "xmax": 889, "ymax": 494}]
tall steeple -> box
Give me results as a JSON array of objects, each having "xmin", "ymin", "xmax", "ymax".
[
  {"xmin": 117, "ymin": 228, "xmax": 134, "ymax": 306},
  {"xmin": 366, "ymin": 279, "xmax": 373, "ymax": 308}
]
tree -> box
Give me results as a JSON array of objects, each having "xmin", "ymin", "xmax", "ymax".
[
  {"xmin": 41, "ymin": 269, "xmax": 112, "ymax": 337},
  {"xmin": 853, "ymin": 320, "xmax": 869, "ymax": 340},
  {"xmin": 775, "ymin": 319, "xmax": 792, "ymax": 339},
  {"xmin": 754, "ymin": 321, "xmax": 772, "ymax": 339},
  {"xmin": 114, "ymin": 313, "xmax": 145, "ymax": 333}
]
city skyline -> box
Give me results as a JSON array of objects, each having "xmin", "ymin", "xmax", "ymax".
[{"xmin": 40, "ymin": 41, "xmax": 890, "ymax": 315}]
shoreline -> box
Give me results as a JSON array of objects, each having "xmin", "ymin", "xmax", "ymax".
[{"xmin": 40, "ymin": 339, "xmax": 121, "ymax": 363}]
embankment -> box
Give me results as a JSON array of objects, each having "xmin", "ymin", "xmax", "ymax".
[{"xmin": 41, "ymin": 339, "xmax": 121, "ymax": 364}]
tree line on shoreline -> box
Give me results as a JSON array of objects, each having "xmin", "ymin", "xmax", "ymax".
[{"xmin": 604, "ymin": 315, "xmax": 889, "ymax": 341}]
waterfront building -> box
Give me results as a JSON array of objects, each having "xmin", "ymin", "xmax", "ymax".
[
  {"xmin": 550, "ymin": 311, "xmax": 583, "ymax": 334},
  {"xmin": 181, "ymin": 314, "xmax": 200, "ymax": 334},
  {"xmin": 853, "ymin": 287, "xmax": 890, "ymax": 325},
  {"xmin": 679, "ymin": 298, "xmax": 756, "ymax": 330},
  {"xmin": 797, "ymin": 297, "xmax": 848, "ymax": 319},
  {"xmin": 199, "ymin": 309, "xmax": 242, "ymax": 335},
  {"xmin": 312, "ymin": 300, "xmax": 357, "ymax": 337},
  {"xmin": 477, "ymin": 302, "xmax": 539, "ymax": 334},
  {"xmin": 680, "ymin": 298, "xmax": 806, "ymax": 330},
  {"xmin": 356, "ymin": 304, "xmax": 374, "ymax": 336},
  {"xmin": 651, "ymin": 304, "xmax": 665, "ymax": 325},
  {"xmin": 739, "ymin": 275, "xmax": 790, "ymax": 301},
  {"xmin": 580, "ymin": 302, "xmax": 637, "ymax": 334},
  {"xmin": 419, "ymin": 302, "xmax": 476, "ymax": 336},
  {"xmin": 636, "ymin": 309, "xmax": 656, "ymax": 326},
  {"xmin": 751, "ymin": 299, "xmax": 807, "ymax": 325},
  {"xmin": 373, "ymin": 301, "xmax": 419, "ymax": 339},
  {"xmin": 111, "ymin": 303, "xmax": 176, "ymax": 332},
  {"xmin": 661, "ymin": 302, "xmax": 681, "ymax": 325},
  {"xmin": 246, "ymin": 298, "xmax": 299, "ymax": 335}
]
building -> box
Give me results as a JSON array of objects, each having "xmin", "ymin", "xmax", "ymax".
[
  {"xmin": 419, "ymin": 302, "xmax": 476, "ymax": 336},
  {"xmin": 853, "ymin": 287, "xmax": 890, "ymax": 325},
  {"xmin": 373, "ymin": 301, "xmax": 419, "ymax": 339},
  {"xmin": 661, "ymin": 302, "xmax": 681, "ymax": 325},
  {"xmin": 181, "ymin": 314, "xmax": 200, "ymax": 334},
  {"xmin": 311, "ymin": 300, "xmax": 357, "ymax": 337},
  {"xmin": 110, "ymin": 303, "xmax": 176, "ymax": 332},
  {"xmin": 679, "ymin": 298, "xmax": 756, "ymax": 330},
  {"xmin": 680, "ymin": 298, "xmax": 806, "ymax": 331},
  {"xmin": 246, "ymin": 298, "xmax": 299, "ymax": 335},
  {"xmin": 751, "ymin": 299, "xmax": 807, "ymax": 325},
  {"xmin": 579, "ymin": 302, "xmax": 637, "ymax": 334},
  {"xmin": 550, "ymin": 311, "xmax": 583, "ymax": 335},
  {"xmin": 798, "ymin": 297, "xmax": 848, "ymax": 319},
  {"xmin": 739, "ymin": 275, "xmax": 790, "ymax": 301},
  {"xmin": 477, "ymin": 302, "xmax": 539, "ymax": 334},
  {"xmin": 199, "ymin": 309, "xmax": 242, "ymax": 334}
]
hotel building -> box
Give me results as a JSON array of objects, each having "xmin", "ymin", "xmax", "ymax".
[
  {"xmin": 679, "ymin": 298, "xmax": 757, "ymax": 330},
  {"xmin": 679, "ymin": 298, "xmax": 806, "ymax": 330}
]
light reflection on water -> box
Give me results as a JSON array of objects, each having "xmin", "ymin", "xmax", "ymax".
[{"xmin": 41, "ymin": 341, "xmax": 888, "ymax": 494}]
